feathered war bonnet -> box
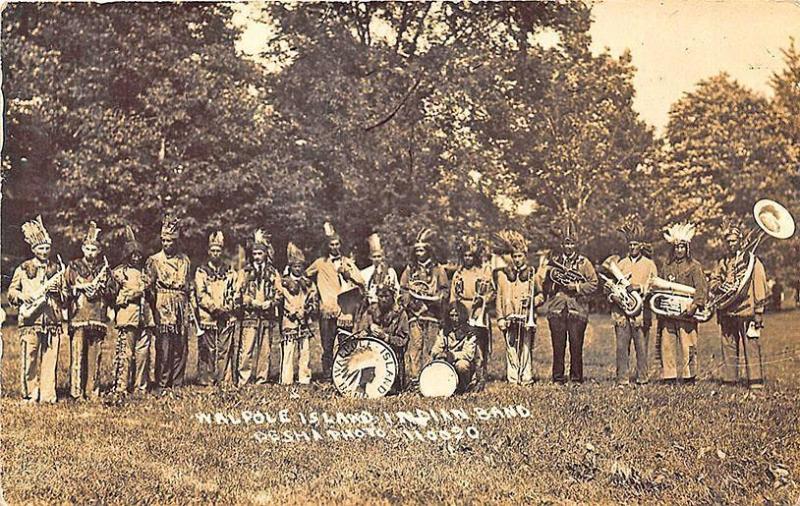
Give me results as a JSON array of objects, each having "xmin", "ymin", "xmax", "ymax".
[
  {"xmin": 121, "ymin": 225, "xmax": 142, "ymax": 259},
  {"xmin": 21, "ymin": 215, "xmax": 51, "ymax": 248},
  {"xmin": 459, "ymin": 235, "xmax": 481, "ymax": 259},
  {"xmin": 323, "ymin": 222, "xmax": 340, "ymax": 243},
  {"xmin": 367, "ymin": 233, "xmax": 384, "ymax": 256},
  {"xmin": 287, "ymin": 241, "xmax": 305, "ymax": 266},
  {"xmin": 721, "ymin": 217, "xmax": 744, "ymax": 240},
  {"xmin": 494, "ymin": 230, "xmax": 528, "ymax": 254},
  {"xmin": 252, "ymin": 229, "xmax": 273, "ymax": 257},
  {"xmin": 208, "ymin": 230, "xmax": 224, "ymax": 249},
  {"xmin": 559, "ymin": 215, "xmax": 578, "ymax": 244},
  {"xmin": 618, "ymin": 215, "xmax": 647, "ymax": 243},
  {"xmin": 82, "ymin": 221, "xmax": 102, "ymax": 248},
  {"xmin": 413, "ymin": 227, "xmax": 434, "ymax": 250},
  {"xmin": 160, "ymin": 213, "xmax": 180, "ymax": 240},
  {"xmin": 663, "ymin": 222, "xmax": 697, "ymax": 247}
]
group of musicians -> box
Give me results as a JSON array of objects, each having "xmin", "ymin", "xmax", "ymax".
[{"xmin": 6, "ymin": 209, "xmax": 772, "ymax": 405}]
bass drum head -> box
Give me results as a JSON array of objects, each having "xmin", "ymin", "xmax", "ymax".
[
  {"xmin": 419, "ymin": 360, "xmax": 458, "ymax": 398},
  {"xmin": 332, "ymin": 336, "xmax": 398, "ymax": 399}
]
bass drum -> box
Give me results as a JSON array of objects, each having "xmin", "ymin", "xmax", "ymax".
[
  {"xmin": 332, "ymin": 335, "xmax": 398, "ymax": 399},
  {"xmin": 419, "ymin": 360, "xmax": 459, "ymax": 398}
]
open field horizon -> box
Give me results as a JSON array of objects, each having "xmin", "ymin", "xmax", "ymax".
[{"xmin": 1, "ymin": 311, "xmax": 799, "ymax": 504}]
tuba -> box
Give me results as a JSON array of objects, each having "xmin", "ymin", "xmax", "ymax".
[
  {"xmin": 649, "ymin": 276, "xmax": 712, "ymax": 322},
  {"xmin": 599, "ymin": 256, "xmax": 644, "ymax": 317},
  {"xmin": 708, "ymin": 199, "xmax": 795, "ymax": 312}
]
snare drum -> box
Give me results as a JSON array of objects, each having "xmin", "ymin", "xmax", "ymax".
[{"xmin": 419, "ymin": 360, "xmax": 459, "ymax": 397}]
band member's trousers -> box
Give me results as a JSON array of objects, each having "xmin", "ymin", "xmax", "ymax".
[
  {"xmin": 719, "ymin": 315, "xmax": 764, "ymax": 387},
  {"xmin": 319, "ymin": 316, "xmax": 338, "ymax": 380},
  {"xmin": 113, "ymin": 326, "xmax": 152, "ymax": 393},
  {"xmin": 548, "ymin": 314, "xmax": 588, "ymax": 383},
  {"xmin": 453, "ymin": 358, "xmax": 476, "ymax": 392},
  {"xmin": 237, "ymin": 320, "xmax": 277, "ymax": 386},
  {"xmin": 470, "ymin": 326, "xmax": 490, "ymax": 379},
  {"xmin": 70, "ymin": 326, "xmax": 106, "ymax": 400},
  {"xmin": 154, "ymin": 328, "xmax": 187, "ymax": 389},
  {"xmin": 659, "ymin": 319, "xmax": 697, "ymax": 381},
  {"xmin": 392, "ymin": 346, "xmax": 407, "ymax": 393},
  {"xmin": 504, "ymin": 324, "xmax": 535, "ymax": 384},
  {"xmin": 407, "ymin": 319, "xmax": 439, "ymax": 380},
  {"xmin": 615, "ymin": 320, "xmax": 648, "ymax": 383},
  {"xmin": 280, "ymin": 334, "xmax": 311, "ymax": 385},
  {"xmin": 19, "ymin": 326, "xmax": 60, "ymax": 403},
  {"xmin": 197, "ymin": 322, "xmax": 236, "ymax": 386}
]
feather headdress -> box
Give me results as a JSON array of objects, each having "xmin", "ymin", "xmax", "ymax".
[
  {"xmin": 494, "ymin": 230, "xmax": 528, "ymax": 253},
  {"xmin": 21, "ymin": 215, "xmax": 51, "ymax": 247},
  {"xmin": 323, "ymin": 221, "xmax": 340, "ymax": 241},
  {"xmin": 253, "ymin": 229, "xmax": 272, "ymax": 254},
  {"xmin": 83, "ymin": 221, "xmax": 101, "ymax": 246},
  {"xmin": 413, "ymin": 227, "xmax": 434, "ymax": 248},
  {"xmin": 122, "ymin": 224, "xmax": 141, "ymax": 258},
  {"xmin": 663, "ymin": 222, "xmax": 696, "ymax": 245},
  {"xmin": 618, "ymin": 215, "xmax": 646, "ymax": 242},
  {"xmin": 721, "ymin": 218, "xmax": 744, "ymax": 239},
  {"xmin": 367, "ymin": 233, "xmax": 383, "ymax": 256},
  {"xmin": 160, "ymin": 214, "xmax": 180, "ymax": 239},
  {"xmin": 287, "ymin": 241, "xmax": 305, "ymax": 265},
  {"xmin": 208, "ymin": 230, "xmax": 224, "ymax": 248},
  {"xmin": 460, "ymin": 236, "xmax": 481, "ymax": 256}
]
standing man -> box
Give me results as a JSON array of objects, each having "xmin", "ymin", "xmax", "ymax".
[
  {"xmin": 8, "ymin": 216, "xmax": 66, "ymax": 404},
  {"xmin": 608, "ymin": 219, "xmax": 658, "ymax": 385},
  {"xmin": 65, "ymin": 221, "xmax": 112, "ymax": 401},
  {"xmin": 400, "ymin": 228, "xmax": 449, "ymax": 385},
  {"xmin": 540, "ymin": 220, "xmax": 598, "ymax": 384},
  {"xmin": 356, "ymin": 282, "xmax": 410, "ymax": 393},
  {"xmin": 361, "ymin": 233, "xmax": 399, "ymax": 305},
  {"xmin": 194, "ymin": 231, "xmax": 238, "ymax": 386},
  {"xmin": 495, "ymin": 230, "xmax": 541, "ymax": 385},
  {"xmin": 237, "ymin": 229, "xmax": 282, "ymax": 386},
  {"xmin": 659, "ymin": 222, "xmax": 708, "ymax": 384},
  {"xmin": 450, "ymin": 236, "xmax": 494, "ymax": 387},
  {"xmin": 306, "ymin": 222, "xmax": 365, "ymax": 381},
  {"xmin": 279, "ymin": 242, "xmax": 318, "ymax": 386},
  {"xmin": 111, "ymin": 225, "xmax": 155, "ymax": 395},
  {"xmin": 145, "ymin": 214, "xmax": 192, "ymax": 394},
  {"xmin": 710, "ymin": 221, "xmax": 769, "ymax": 389}
]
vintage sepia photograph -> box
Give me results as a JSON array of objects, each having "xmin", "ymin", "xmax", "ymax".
[{"xmin": 1, "ymin": 1, "xmax": 799, "ymax": 504}]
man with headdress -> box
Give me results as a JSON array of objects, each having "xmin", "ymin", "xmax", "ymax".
[
  {"xmin": 356, "ymin": 281, "xmax": 410, "ymax": 393},
  {"xmin": 659, "ymin": 222, "xmax": 708, "ymax": 383},
  {"xmin": 65, "ymin": 221, "xmax": 113, "ymax": 400},
  {"xmin": 495, "ymin": 230, "xmax": 543, "ymax": 384},
  {"xmin": 110, "ymin": 225, "xmax": 155, "ymax": 394},
  {"xmin": 400, "ymin": 227, "xmax": 449, "ymax": 384},
  {"xmin": 360, "ymin": 233, "xmax": 399, "ymax": 305},
  {"xmin": 540, "ymin": 219, "xmax": 598, "ymax": 384},
  {"xmin": 450, "ymin": 235, "xmax": 494, "ymax": 387},
  {"xmin": 8, "ymin": 216, "xmax": 67, "ymax": 404},
  {"xmin": 431, "ymin": 302, "xmax": 479, "ymax": 393},
  {"xmin": 306, "ymin": 222, "xmax": 365, "ymax": 380},
  {"xmin": 145, "ymin": 214, "xmax": 192, "ymax": 393},
  {"xmin": 236, "ymin": 229, "xmax": 282, "ymax": 386},
  {"xmin": 710, "ymin": 220, "xmax": 769, "ymax": 388},
  {"xmin": 279, "ymin": 242, "xmax": 318, "ymax": 385},
  {"xmin": 194, "ymin": 230, "xmax": 238, "ymax": 386},
  {"xmin": 607, "ymin": 217, "xmax": 658, "ymax": 385}
]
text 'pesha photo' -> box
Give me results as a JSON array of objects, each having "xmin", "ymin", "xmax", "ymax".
[{"xmin": 1, "ymin": 1, "xmax": 799, "ymax": 504}]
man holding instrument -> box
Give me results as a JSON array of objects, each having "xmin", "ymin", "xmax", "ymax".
[
  {"xmin": 450, "ymin": 236, "xmax": 494, "ymax": 388},
  {"xmin": 194, "ymin": 230, "xmax": 237, "ymax": 386},
  {"xmin": 65, "ymin": 221, "xmax": 113, "ymax": 401},
  {"xmin": 145, "ymin": 214, "xmax": 192, "ymax": 394},
  {"xmin": 540, "ymin": 219, "xmax": 598, "ymax": 384},
  {"xmin": 8, "ymin": 215, "xmax": 66, "ymax": 404},
  {"xmin": 495, "ymin": 230, "xmax": 542, "ymax": 385},
  {"xmin": 609, "ymin": 218, "xmax": 658, "ymax": 385},
  {"xmin": 279, "ymin": 242, "xmax": 318, "ymax": 386},
  {"xmin": 711, "ymin": 220, "xmax": 769, "ymax": 389},
  {"xmin": 110, "ymin": 225, "xmax": 154, "ymax": 395},
  {"xmin": 430, "ymin": 303, "xmax": 478, "ymax": 393},
  {"xmin": 356, "ymin": 282, "xmax": 409, "ymax": 393}
]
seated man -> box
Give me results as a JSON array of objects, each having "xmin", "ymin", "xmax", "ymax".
[
  {"xmin": 430, "ymin": 303, "xmax": 478, "ymax": 393},
  {"xmin": 355, "ymin": 282, "xmax": 409, "ymax": 393}
]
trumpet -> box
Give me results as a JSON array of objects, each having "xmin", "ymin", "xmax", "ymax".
[
  {"xmin": 649, "ymin": 276, "xmax": 712, "ymax": 322},
  {"xmin": 599, "ymin": 256, "xmax": 643, "ymax": 317}
]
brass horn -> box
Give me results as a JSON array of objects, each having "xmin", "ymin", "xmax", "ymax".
[{"xmin": 649, "ymin": 276, "xmax": 712, "ymax": 322}]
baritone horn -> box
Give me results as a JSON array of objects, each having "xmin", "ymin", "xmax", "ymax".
[
  {"xmin": 599, "ymin": 255, "xmax": 643, "ymax": 317},
  {"xmin": 707, "ymin": 199, "xmax": 795, "ymax": 312},
  {"xmin": 649, "ymin": 276, "xmax": 712, "ymax": 322}
]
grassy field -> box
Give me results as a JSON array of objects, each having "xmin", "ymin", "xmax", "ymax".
[{"xmin": 1, "ymin": 310, "xmax": 799, "ymax": 505}]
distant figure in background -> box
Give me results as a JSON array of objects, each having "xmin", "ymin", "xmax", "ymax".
[
  {"xmin": 65, "ymin": 221, "xmax": 112, "ymax": 401},
  {"xmin": 711, "ymin": 221, "xmax": 769, "ymax": 388},
  {"xmin": 146, "ymin": 214, "xmax": 192, "ymax": 394},
  {"xmin": 111, "ymin": 225, "xmax": 155, "ymax": 395},
  {"xmin": 8, "ymin": 216, "xmax": 66, "ymax": 404},
  {"xmin": 794, "ymin": 278, "xmax": 800, "ymax": 308},
  {"xmin": 770, "ymin": 279, "xmax": 783, "ymax": 312},
  {"xmin": 279, "ymin": 243, "xmax": 317, "ymax": 385}
]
